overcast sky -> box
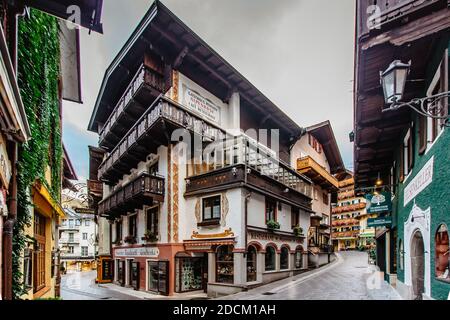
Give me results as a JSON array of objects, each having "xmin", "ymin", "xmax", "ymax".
[{"xmin": 62, "ymin": 0, "xmax": 356, "ymax": 181}]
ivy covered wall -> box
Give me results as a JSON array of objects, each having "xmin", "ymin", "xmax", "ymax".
[{"xmin": 13, "ymin": 9, "xmax": 62, "ymax": 299}]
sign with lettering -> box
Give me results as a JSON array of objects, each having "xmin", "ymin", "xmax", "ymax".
[
  {"xmin": 367, "ymin": 216, "xmax": 392, "ymax": 228},
  {"xmin": 365, "ymin": 192, "xmax": 392, "ymax": 213},
  {"xmin": 182, "ymin": 84, "xmax": 221, "ymax": 125},
  {"xmin": 404, "ymin": 156, "xmax": 434, "ymax": 207},
  {"xmin": 115, "ymin": 247, "xmax": 159, "ymax": 258},
  {"xmin": 74, "ymin": 207, "xmax": 95, "ymax": 215}
]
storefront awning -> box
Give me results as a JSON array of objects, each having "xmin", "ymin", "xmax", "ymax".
[{"xmin": 32, "ymin": 182, "xmax": 65, "ymax": 218}]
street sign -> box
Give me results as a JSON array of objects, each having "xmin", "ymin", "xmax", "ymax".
[
  {"xmin": 367, "ymin": 216, "xmax": 392, "ymax": 228},
  {"xmin": 74, "ymin": 207, "xmax": 95, "ymax": 215},
  {"xmin": 365, "ymin": 192, "xmax": 392, "ymax": 213}
]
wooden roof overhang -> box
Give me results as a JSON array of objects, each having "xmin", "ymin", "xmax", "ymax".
[
  {"xmin": 354, "ymin": 4, "xmax": 450, "ymax": 188},
  {"xmin": 88, "ymin": 0, "xmax": 302, "ymax": 139},
  {"xmin": 306, "ymin": 121, "xmax": 345, "ymax": 174}
]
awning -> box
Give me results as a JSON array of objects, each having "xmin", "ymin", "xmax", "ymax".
[{"xmin": 32, "ymin": 182, "xmax": 65, "ymax": 218}]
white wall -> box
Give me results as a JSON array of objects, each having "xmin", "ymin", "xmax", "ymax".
[{"xmin": 291, "ymin": 134, "xmax": 331, "ymax": 172}]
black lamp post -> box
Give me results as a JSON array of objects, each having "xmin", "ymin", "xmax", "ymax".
[{"xmin": 380, "ymin": 60, "xmax": 450, "ymax": 127}]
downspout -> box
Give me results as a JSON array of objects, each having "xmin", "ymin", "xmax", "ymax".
[{"xmin": 3, "ymin": 141, "xmax": 18, "ymax": 300}]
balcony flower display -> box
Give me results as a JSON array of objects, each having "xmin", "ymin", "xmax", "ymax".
[
  {"xmin": 266, "ymin": 220, "xmax": 281, "ymax": 230},
  {"xmin": 293, "ymin": 226, "xmax": 304, "ymax": 237},
  {"xmin": 142, "ymin": 230, "xmax": 158, "ymax": 243},
  {"xmin": 124, "ymin": 235, "xmax": 137, "ymax": 244}
]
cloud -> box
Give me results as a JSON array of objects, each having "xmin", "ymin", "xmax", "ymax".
[{"xmin": 63, "ymin": 0, "xmax": 356, "ymax": 180}]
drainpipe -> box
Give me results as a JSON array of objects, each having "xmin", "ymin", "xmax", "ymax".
[{"xmin": 3, "ymin": 141, "xmax": 18, "ymax": 300}]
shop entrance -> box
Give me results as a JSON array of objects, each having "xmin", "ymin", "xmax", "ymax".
[
  {"xmin": 175, "ymin": 253, "xmax": 207, "ymax": 293},
  {"xmin": 147, "ymin": 260, "xmax": 169, "ymax": 295},
  {"xmin": 410, "ymin": 230, "xmax": 425, "ymax": 300}
]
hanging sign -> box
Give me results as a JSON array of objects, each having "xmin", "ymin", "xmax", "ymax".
[
  {"xmin": 365, "ymin": 192, "xmax": 392, "ymax": 213},
  {"xmin": 367, "ymin": 216, "xmax": 392, "ymax": 228},
  {"xmin": 182, "ymin": 84, "xmax": 221, "ymax": 125}
]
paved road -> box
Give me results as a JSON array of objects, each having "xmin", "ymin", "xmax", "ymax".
[
  {"xmin": 220, "ymin": 251, "xmax": 402, "ymax": 300},
  {"xmin": 61, "ymin": 270, "xmax": 140, "ymax": 300}
]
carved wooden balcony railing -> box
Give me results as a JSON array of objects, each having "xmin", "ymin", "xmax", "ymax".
[
  {"xmin": 338, "ymin": 189, "xmax": 355, "ymax": 200},
  {"xmin": 331, "ymin": 230, "xmax": 360, "ymax": 239},
  {"xmin": 87, "ymin": 179, "xmax": 103, "ymax": 198},
  {"xmin": 98, "ymin": 173, "xmax": 164, "ymax": 218},
  {"xmin": 98, "ymin": 96, "xmax": 228, "ymax": 184},
  {"xmin": 98, "ymin": 64, "xmax": 166, "ymax": 149},
  {"xmin": 332, "ymin": 202, "xmax": 366, "ymax": 214},
  {"xmin": 185, "ymin": 137, "xmax": 313, "ymax": 208},
  {"xmin": 358, "ymin": 0, "xmax": 447, "ymax": 37},
  {"xmin": 297, "ymin": 156, "xmax": 339, "ymax": 191}
]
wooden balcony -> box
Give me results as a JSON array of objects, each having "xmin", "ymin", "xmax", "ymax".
[
  {"xmin": 98, "ymin": 64, "xmax": 166, "ymax": 149},
  {"xmin": 297, "ymin": 156, "xmax": 339, "ymax": 191},
  {"xmin": 185, "ymin": 136, "xmax": 312, "ymax": 206},
  {"xmin": 338, "ymin": 189, "xmax": 355, "ymax": 200},
  {"xmin": 87, "ymin": 179, "xmax": 103, "ymax": 198},
  {"xmin": 98, "ymin": 173, "xmax": 164, "ymax": 219},
  {"xmin": 358, "ymin": 0, "xmax": 447, "ymax": 37},
  {"xmin": 332, "ymin": 218, "xmax": 360, "ymax": 227},
  {"xmin": 98, "ymin": 96, "xmax": 228, "ymax": 184},
  {"xmin": 332, "ymin": 230, "xmax": 360, "ymax": 239},
  {"xmin": 332, "ymin": 202, "xmax": 366, "ymax": 214}
]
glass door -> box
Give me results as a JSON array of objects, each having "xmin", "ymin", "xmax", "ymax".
[
  {"xmin": 148, "ymin": 261, "xmax": 169, "ymax": 295},
  {"xmin": 131, "ymin": 262, "xmax": 140, "ymax": 290}
]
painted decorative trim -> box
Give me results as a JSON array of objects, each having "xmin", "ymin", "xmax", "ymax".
[
  {"xmin": 172, "ymin": 70, "xmax": 179, "ymax": 102},
  {"xmin": 191, "ymin": 228, "xmax": 234, "ymax": 240},
  {"xmin": 194, "ymin": 198, "xmax": 201, "ymax": 223},
  {"xmin": 221, "ymin": 192, "xmax": 229, "ymax": 227},
  {"xmin": 167, "ymin": 145, "xmax": 172, "ymax": 242},
  {"xmin": 173, "ymin": 150, "xmax": 179, "ymax": 242}
]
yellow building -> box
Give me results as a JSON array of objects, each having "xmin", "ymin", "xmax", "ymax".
[{"xmin": 20, "ymin": 151, "xmax": 77, "ymax": 300}]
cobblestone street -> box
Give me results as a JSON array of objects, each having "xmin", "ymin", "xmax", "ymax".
[{"xmin": 219, "ymin": 251, "xmax": 402, "ymax": 300}]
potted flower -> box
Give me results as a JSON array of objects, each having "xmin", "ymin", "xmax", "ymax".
[
  {"xmin": 293, "ymin": 225, "xmax": 304, "ymax": 237},
  {"xmin": 142, "ymin": 230, "xmax": 158, "ymax": 243},
  {"xmin": 266, "ymin": 220, "xmax": 281, "ymax": 230},
  {"xmin": 124, "ymin": 235, "xmax": 137, "ymax": 244}
]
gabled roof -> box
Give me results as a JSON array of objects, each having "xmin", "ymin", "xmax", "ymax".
[
  {"xmin": 305, "ymin": 120, "xmax": 345, "ymax": 175},
  {"xmin": 88, "ymin": 0, "xmax": 301, "ymax": 137}
]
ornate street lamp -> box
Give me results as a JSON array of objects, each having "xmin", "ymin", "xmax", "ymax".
[{"xmin": 380, "ymin": 60, "xmax": 450, "ymax": 127}]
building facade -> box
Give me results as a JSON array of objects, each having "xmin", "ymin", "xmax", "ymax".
[
  {"xmin": 59, "ymin": 208, "xmax": 97, "ymax": 272},
  {"xmin": 90, "ymin": 1, "xmax": 320, "ymax": 297},
  {"xmin": 354, "ymin": 0, "xmax": 450, "ymax": 300},
  {"xmin": 293, "ymin": 121, "xmax": 345, "ymax": 264},
  {"xmin": 332, "ymin": 173, "xmax": 373, "ymax": 251}
]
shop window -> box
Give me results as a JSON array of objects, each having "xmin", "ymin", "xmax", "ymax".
[
  {"xmin": 280, "ymin": 247, "xmax": 289, "ymax": 270},
  {"xmin": 216, "ymin": 245, "xmax": 234, "ymax": 284},
  {"xmin": 265, "ymin": 246, "xmax": 276, "ymax": 271},
  {"xmin": 295, "ymin": 247, "xmax": 303, "ymax": 269},
  {"xmin": 148, "ymin": 260, "xmax": 169, "ymax": 295},
  {"xmin": 175, "ymin": 256, "xmax": 204, "ymax": 292},
  {"xmin": 265, "ymin": 198, "xmax": 277, "ymax": 222},
  {"xmin": 247, "ymin": 246, "xmax": 257, "ymax": 282},
  {"xmin": 202, "ymin": 196, "xmax": 221, "ymax": 221},
  {"xmin": 435, "ymin": 224, "xmax": 449, "ymax": 281}
]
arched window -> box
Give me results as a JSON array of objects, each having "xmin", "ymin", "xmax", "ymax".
[
  {"xmin": 280, "ymin": 247, "xmax": 289, "ymax": 270},
  {"xmin": 216, "ymin": 245, "xmax": 234, "ymax": 284},
  {"xmin": 265, "ymin": 246, "xmax": 276, "ymax": 271},
  {"xmin": 247, "ymin": 245, "xmax": 257, "ymax": 282},
  {"xmin": 435, "ymin": 224, "xmax": 449, "ymax": 280},
  {"xmin": 295, "ymin": 247, "xmax": 304, "ymax": 269},
  {"xmin": 399, "ymin": 239, "xmax": 404, "ymax": 270}
]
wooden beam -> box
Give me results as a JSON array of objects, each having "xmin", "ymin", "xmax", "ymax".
[{"xmin": 173, "ymin": 46, "xmax": 189, "ymax": 69}]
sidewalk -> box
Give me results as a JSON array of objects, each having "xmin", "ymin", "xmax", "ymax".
[{"xmin": 98, "ymin": 283, "xmax": 208, "ymax": 300}]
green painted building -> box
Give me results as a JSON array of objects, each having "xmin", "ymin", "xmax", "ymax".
[{"xmin": 354, "ymin": 0, "xmax": 450, "ymax": 300}]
